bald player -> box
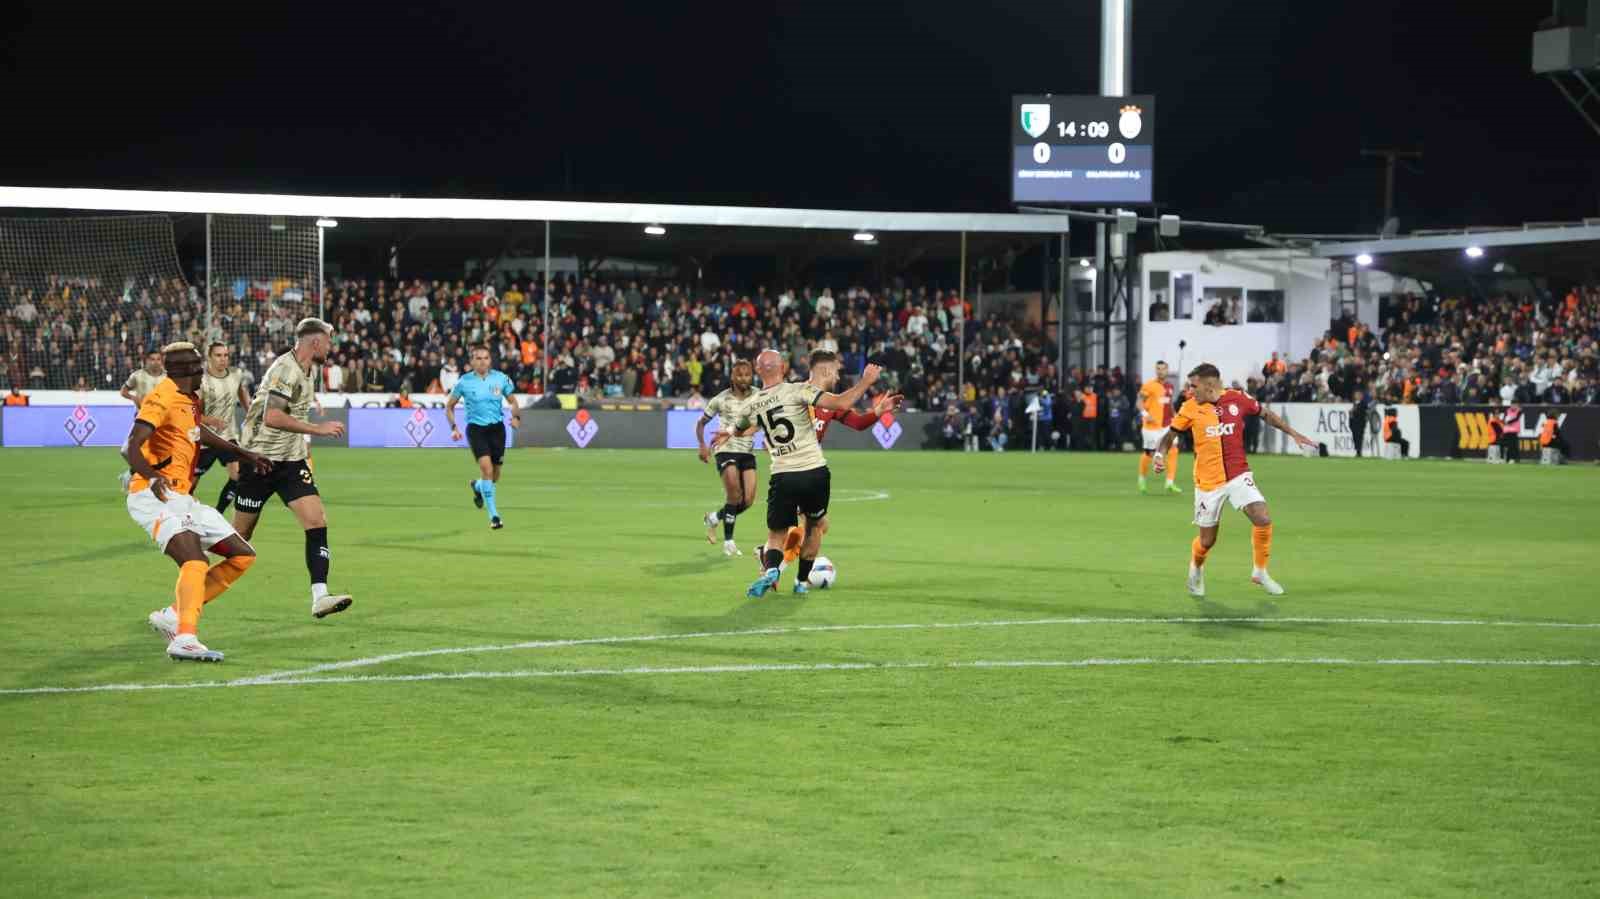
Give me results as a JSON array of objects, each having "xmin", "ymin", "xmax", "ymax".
[
  {"xmin": 714, "ymin": 349, "xmax": 881, "ymax": 597},
  {"xmin": 124, "ymin": 342, "xmax": 271, "ymax": 662},
  {"xmin": 1153, "ymin": 362, "xmax": 1315, "ymax": 598}
]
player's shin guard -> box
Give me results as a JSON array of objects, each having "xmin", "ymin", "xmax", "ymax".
[
  {"xmin": 1252, "ymin": 524, "xmax": 1273, "ymax": 571},
  {"xmin": 1191, "ymin": 536, "xmax": 1210, "ymax": 568},
  {"xmin": 479, "ymin": 480, "xmax": 499, "ymax": 520},
  {"xmin": 721, "ymin": 504, "xmax": 738, "ymax": 541},
  {"xmin": 796, "ymin": 557, "xmax": 815, "ymax": 585},
  {"xmin": 204, "ymin": 554, "xmax": 255, "ymax": 604},
  {"xmin": 1138, "ymin": 453, "xmax": 1151, "ymax": 477},
  {"xmin": 216, "ymin": 479, "xmax": 237, "ymax": 514},
  {"xmin": 175, "ymin": 560, "xmax": 208, "ymax": 635},
  {"xmin": 306, "ymin": 527, "xmax": 330, "ymax": 591},
  {"xmin": 1167, "ymin": 447, "xmax": 1182, "ymax": 484}
]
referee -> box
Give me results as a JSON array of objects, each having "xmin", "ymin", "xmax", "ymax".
[{"xmin": 446, "ymin": 344, "xmax": 523, "ymax": 529}]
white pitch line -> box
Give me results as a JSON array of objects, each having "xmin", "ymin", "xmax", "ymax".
[
  {"xmin": 243, "ymin": 615, "xmax": 1600, "ymax": 683},
  {"xmin": 2, "ymin": 657, "xmax": 1596, "ymax": 696}
]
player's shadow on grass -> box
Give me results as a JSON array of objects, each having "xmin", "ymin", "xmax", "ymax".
[
  {"xmin": 644, "ymin": 557, "xmax": 728, "ymax": 579},
  {"xmin": 1184, "ymin": 597, "xmax": 1284, "ymax": 636},
  {"xmin": 654, "ymin": 592, "xmax": 814, "ymax": 633},
  {"xmin": 29, "ymin": 541, "xmax": 147, "ymax": 567}
]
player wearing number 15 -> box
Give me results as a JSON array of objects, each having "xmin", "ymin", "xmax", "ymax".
[
  {"xmin": 232, "ymin": 318, "xmax": 354, "ymax": 619},
  {"xmin": 1153, "ymin": 363, "xmax": 1316, "ymax": 598},
  {"xmin": 715, "ymin": 349, "xmax": 881, "ymax": 597},
  {"xmin": 446, "ymin": 345, "xmax": 523, "ymax": 530}
]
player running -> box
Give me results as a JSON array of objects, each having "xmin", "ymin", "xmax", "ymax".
[
  {"xmin": 194, "ymin": 341, "xmax": 253, "ymax": 514},
  {"xmin": 757, "ymin": 350, "xmax": 902, "ymax": 572},
  {"xmin": 696, "ymin": 359, "xmax": 759, "ymax": 556},
  {"xmin": 1137, "ymin": 360, "xmax": 1183, "ymax": 494},
  {"xmin": 1153, "ymin": 363, "xmax": 1316, "ymax": 598},
  {"xmin": 232, "ymin": 318, "xmax": 354, "ymax": 619},
  {"xmin": 124, "ymin": 342, "xmax": 272, "ymax": 662},
  {"xmin": 446, "ymin": 345, "xmax": 523, "ymax": 530},
  {"xmin": 714, "ymin": 349, "xmax": 881, "ymax": 597}
]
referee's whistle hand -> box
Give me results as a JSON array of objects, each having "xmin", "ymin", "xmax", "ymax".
[{"xmin": 450, "ymin": 429, "xmax": 463, "ymax": 442}]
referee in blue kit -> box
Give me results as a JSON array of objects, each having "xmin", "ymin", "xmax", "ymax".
[{"xmin": 446, "ymin": 345, "xmax": 523, "ymax": 529}]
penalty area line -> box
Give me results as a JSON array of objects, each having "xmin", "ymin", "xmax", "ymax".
[{"xmin": 1, "ymin": 657, "xmax": 1597, "ymax": 697}]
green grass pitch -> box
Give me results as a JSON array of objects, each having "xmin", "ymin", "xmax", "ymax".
[{"xmin": 2, "ymin": 447, "xmax": 1597, "ymax": 897}]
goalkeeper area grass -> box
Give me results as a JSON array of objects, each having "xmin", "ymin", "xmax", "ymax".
[{"xmin": 2, "ymin": 448, "xmax": 1596, "ymax": 897}]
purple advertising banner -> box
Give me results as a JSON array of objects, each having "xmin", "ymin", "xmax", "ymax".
[
  {"xmin": 3, "ymin": 405, "xmax": 137, "ymax": 447},
  {"xmin": 664, "ymin": 409, "xmax": 767, "ymax": 450},
  {"xmin": 347, "ymin": 407, "xmax": 516, "ymax": 448}
]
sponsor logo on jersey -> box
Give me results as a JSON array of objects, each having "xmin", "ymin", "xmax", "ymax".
[{"xmin": 1204, "ymin": 423, "xmax": 1238, "ymax": 438}]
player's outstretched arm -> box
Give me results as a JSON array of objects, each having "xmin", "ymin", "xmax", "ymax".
[
  {"xmin": 506, "ymin": 394, "xmax": 523, "ymax": 429},
  {"xmin": 1151, "ymin": 428, "xmax": 1178, "ymax": 472},
  {"xmin": 695, "ymin": 414, "xmax": 714, "ymax": 463},
  {"xmin": 813, "ymin": 363, "xmax": 882, "ymax": 411},
  {"xmin": 122, "ymin": 422, "xmax": 171, "ymax": 500},
  {"xmin": 264, "ymin": 393, "xmax": 343, "ymax": 438},
  {"xmin": 198, "ymin": 426, "xmax": 272, "ymax": 475},
  {"xmin": 444, "ymin": 393, "xmax": 462, "ymax": 442},
  {"xmin": 1261, "ymin": 408, "xmax": 1316, "ymax": 448}
]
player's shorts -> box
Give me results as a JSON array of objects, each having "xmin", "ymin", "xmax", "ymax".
[
  {"xmin": 233, "ymin": 459, "xmax": 319, "ymax": 513},
  {"xmin": 715, "ymin": 452, "xmax": 758, "ymax": 474},
  {"xmin": 767, "ymin": 466, "xmax": 831, "ymax": 532},
  {"xmin": 467, "ymin": 423, "xmax": 507, "ymax": 465},
  {"xmin": 195, "ymin": 446, "xmax": 238, "ymax": 477},
  {"xmin": 127, "ymin": 488, "xmax": 238, "ymax": 552},
  {"xmin": 1141, "ymin": 428, "xmax": 1167, "ymax": 452},
  {"xmin": 1192, "ymin": 471, "xmax": 1266, "ymax": 527}
]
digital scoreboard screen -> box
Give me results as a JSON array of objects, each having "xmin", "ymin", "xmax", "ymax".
[{"xmin": 1011, "ymin": 94, "xmax": 1155, "ymax": 205}]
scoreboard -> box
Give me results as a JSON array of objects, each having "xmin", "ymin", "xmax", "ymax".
[{"xmin": 1011, "ymin": 94, "xmax": 1155, "ymax": 205}]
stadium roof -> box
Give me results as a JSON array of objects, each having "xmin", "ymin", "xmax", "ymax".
[
  {"xmin": 0, "ymin": 186, "xmax": 1069, "ymax": 235},
  {"xmin": 1311, "ymin": 221, "xmax": 1600, "ymax": 288}
]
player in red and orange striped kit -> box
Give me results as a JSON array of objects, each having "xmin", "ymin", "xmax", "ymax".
[
  {"xmin": 1137, "ymin": 361, "xmax": 1182, "ymax": 494},
  {"xmin": 1153, "ymin": 363, "xmax": 1315, "ymax": 598}
]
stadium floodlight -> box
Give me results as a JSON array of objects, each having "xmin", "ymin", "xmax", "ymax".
[
  {"xmin": 316, "ymin": 218, "xmax": 338, "ymax": 228},
  {"xmin": 1355, "ymin": 253, "xmax": 1373, "ymax": 266},
  {"xmin": 852, "ymin": 231, "xmax": 875, "ymax": 242},
  {"xmin": 1079, "ymin": 257, "xmax": 1091, "ymax": 268},
  {"xmin": 644, "ymin": 224, "xmax": 666, "ymax": 236},
  {"xmin": 1465, "ymin": 245, "xmax": 1484, "ymax": 258}
]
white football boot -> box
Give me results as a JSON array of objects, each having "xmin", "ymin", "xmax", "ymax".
[
  {"xmin": 1186, "ymin": 563, "xmax": 1206, "ymax": 599},
  {"xmin": 148, "ymin": 605, "xmax": 178, "ymax": 641},
  {"xmin": 312, "ymin": 593, "xmax": 354, "ymax": 619},
  {"xmin": 723, "ymin": 539, "xmax": 742, "ymax": 557},
  {"xmin": 1251, "ymin": 569, "xmax": 1285, "ymax": 596},
  {"xmin": 167, "ymin": 634, "xmax": 224, "ymax": 663}
]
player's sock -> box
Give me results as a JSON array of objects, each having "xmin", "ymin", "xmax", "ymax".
[
  {"xmin": 1167, "ymin": 447, "xmax": 1181, "ymax": 485},
  {"xmin": 175, "ymin": 560, "xmax": 208, "ymax": 635},
  {"xmin": 480, "ymin": 480, "xmax": 500, "ymax": 520},
  {"xmin": 797, "ymin": 557, "xmax": 815, "ymax": 584},
  {"xmin": 216, "ymin": 479, "xmax": 237, "ymax": 514},
  {"xmin": 203, "ymin": 554, "xmax": 254, "ymax": 604},
  {"xmin": 1138, "ymin": 454, "xmax": 1151, "ymax": 478},
  {"xmin": 306, "ymin": 527, "xmax": 330, "ymax": 594},
  {"xmin": 1191, "ymin": 536, "xmax": 1210, "ymax": 568},
  {"xmin": 721, "ymin": 504, "xmax": 738, "ymax": 541},
  {"xmin": 763, "ymin": 547, "xmax": 783, "ymax": 572},
  {"xmin": 1252, "ymin": 524, "xmax": 1273, "ymax": 572}
]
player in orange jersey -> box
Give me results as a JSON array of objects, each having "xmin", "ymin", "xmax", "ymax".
[
  {"xmin": 1153, "ymin": 362, "xmax": 1315, "ymax": 598},
  {"xmin": 123, "ymin": 343, "xmax": 271, "ymax": 662},
  {"xmin": 1137, "ymin": 360, "xmax": 1182, "ymax": 494},
  {"xmin": 750, "ymin": 350, "xmax": 901, "ymax": 571}
]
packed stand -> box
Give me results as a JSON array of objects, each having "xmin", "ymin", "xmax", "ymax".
[{"xmin": 1253, "ymin": 286, "xmax": 1600, "ymax": 406}]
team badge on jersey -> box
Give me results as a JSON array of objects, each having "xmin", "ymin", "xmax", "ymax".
[{"xmin": 1228, "ymin": 403, "xmax": 1239, "ymax": 416}]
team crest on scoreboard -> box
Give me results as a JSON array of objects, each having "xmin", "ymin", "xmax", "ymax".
[
  {"xmin": 871, "ymin": 412, "xmax": 902, "ymax": 450},
  {"xmin": 404, "ymin": 406, "xmax": 433, "ymax": 447},
  {"xmin": 566, "ymin": 408, "xmax": 598, "ymax": 448},
  {"xmin": 1020, "ymin": 103, "xmax": 1050, "ymax": 139},
  {"xmin": 61, "ymin": 405, "xmax": 98, "ymax": 446},
  {"xmin": 1118, "ymin": 105, "xmax": 1143, "ymax": 139}
]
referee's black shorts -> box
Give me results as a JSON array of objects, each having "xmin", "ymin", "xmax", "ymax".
[{"xmin": 467, "ymin": 423, "xmax": 507, "ymax": 465}]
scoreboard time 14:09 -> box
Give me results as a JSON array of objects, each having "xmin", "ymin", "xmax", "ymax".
[{"xmin": 1011, "ymin": 94, "xmax": 1155, "ymax": 205}]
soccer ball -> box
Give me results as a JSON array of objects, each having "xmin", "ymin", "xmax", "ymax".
[{"xmin": 808, "ymin": 556, "xmax": 837, "ymax": 589}]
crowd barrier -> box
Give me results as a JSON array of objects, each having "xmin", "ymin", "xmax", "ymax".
[{"xmin": 6, "ymin": 393, "xmax": 1594, "ymax": 459}]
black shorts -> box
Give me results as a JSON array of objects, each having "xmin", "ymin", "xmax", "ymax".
[
  {"xmin": 467, "ymin": 423, "xmax": 507, "ymax": 465},
  {"xmin": 195, "ymin": 446, "xmax": 238, "ymax": 477},
  {"xmin": 715, "ymin": 452, "xmax": 758, "ymax": 474},
  {"xmin": 233, "ymin": 459, "xmax": 319, "ymax": 513},
  {"xmin": 766, "ymin": 466, "xmax": 831, "ymax": 532}
]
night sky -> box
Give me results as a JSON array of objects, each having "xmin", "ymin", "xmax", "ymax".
[{"xmin": 3, "ymin": 1, "xmax": 1594, "ymax": 235}]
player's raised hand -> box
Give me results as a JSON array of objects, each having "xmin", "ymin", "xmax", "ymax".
[
  {"xmin": 317, "ymin": 420, "xmax": 346, "ymax": 438},
  {"xmin": 860, "ymin": 363, "xmax": 882, "ymax": 385},
  {"xmin": 871, "ymin": 392, "xmax": 904, "ymax": 415}
]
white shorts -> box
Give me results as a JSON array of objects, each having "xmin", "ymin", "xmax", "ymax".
[
  {"xmin": 1192, "ymin": 472, "xmax": 1266, "ymax": 527},
  {"xmin": 1142, "ymin": 428, "xmax": 1167, "ymax": 451},
  {"xmin": 127, "ymin": 488, "xmax": 238, "ymax": 552}
]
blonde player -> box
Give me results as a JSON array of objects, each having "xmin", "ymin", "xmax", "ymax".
[
  {"xmin": 124, "ymin": 343, "xmax": 271, "ymax": 661},
  {"xmin": 1153, "ymin": 363, "xmax": 1316, "ymax": 598},
  {"xmin": 1138, "ymin": 360, "xmax": 1182, "ymax": 494}
]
